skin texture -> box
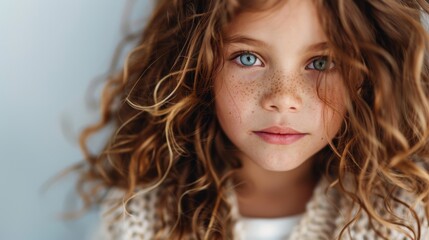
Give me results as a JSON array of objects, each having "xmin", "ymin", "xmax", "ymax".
[{"xmin": 214, "ymin": 0, "xmax": 346, "ymax": 217}]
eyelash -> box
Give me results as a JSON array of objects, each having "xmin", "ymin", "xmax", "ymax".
[
  {"xmin": 305, "ymin": 56, "xmax": 335, "ymax": 71},
  {"xmin": 230, "ymin": 51, "xmax": 335, "ymax": 71},
  {"xmin": 231, "ymin": 51, "xmax": 264, "ymax": 68}
]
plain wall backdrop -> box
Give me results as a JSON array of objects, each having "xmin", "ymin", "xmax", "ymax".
[{"xmin": 0, "ymin": 1, "xmax": 152, "ymax": 239}]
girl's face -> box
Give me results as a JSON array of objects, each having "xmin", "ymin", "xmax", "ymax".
[{"xmin": 214, "ymin": 0, "xmax": 346, "ymax": 171}]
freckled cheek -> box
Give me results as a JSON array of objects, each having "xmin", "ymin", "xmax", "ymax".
[
  {"xmin": 312, "ymin": 74, "xmax": 347, "ymax": 110},
  {"xmin": 294, "ymin": 73, "xmax": 318, "ymax": 98},
  {"xmin": 214, "ymin": 74, "xmax": 261, "ymax": 125},
  {"xmin": 321, "ymin": 81, "xmax": 347, "ymax": 137},
  {"xmin": 300, "ymin": 74, "xmax": 346, "ymax": 137},
  {"xmin": 222, "ymin": 73, "xmax": 262, "ymax": 107}
]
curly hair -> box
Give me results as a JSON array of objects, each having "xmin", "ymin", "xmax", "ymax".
[
  {"xmin": 315, "ymin": 0, "xmax": 429, "ymax": 239},
  {"xmin": 73, "ymin": 0, "xmax": 429, "ymax": 239}
]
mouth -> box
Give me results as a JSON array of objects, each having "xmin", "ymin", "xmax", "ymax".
[{"xmin": 253, "ymin": 127, "xmax": 307, "ymax": 145}]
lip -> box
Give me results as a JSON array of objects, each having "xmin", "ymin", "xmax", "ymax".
[{"xmin": 253, "ymin": 126, "xmax": 307, "ymax": 145}]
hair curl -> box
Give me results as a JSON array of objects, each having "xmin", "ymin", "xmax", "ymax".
[{"xmin": 73, "ymin": 0, "xmax": 429, "ymax": 239}]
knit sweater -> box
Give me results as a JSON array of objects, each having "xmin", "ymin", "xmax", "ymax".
[{"xmin": 94, "ymin": 177, "xmax": 429, "ymax": 240}]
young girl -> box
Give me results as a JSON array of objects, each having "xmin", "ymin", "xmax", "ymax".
[{"xmin": 75, "ymin": 0, "xmax": 429, "ymax": 239}]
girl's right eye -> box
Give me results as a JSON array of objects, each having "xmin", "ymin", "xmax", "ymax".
[{"xmin": 233, "ymin": 52, "xmax": 263, "ymax": 67}]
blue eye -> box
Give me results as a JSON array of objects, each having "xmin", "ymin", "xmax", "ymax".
[
  {"xmin": 306, "ymin": 56, "xmax": 335, "ymax": 71},
  {"xmin": 234, "ymin": 52, "xmax": 263, "ymax": 67}
]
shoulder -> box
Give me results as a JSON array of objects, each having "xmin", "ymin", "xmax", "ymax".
[
  {"xmin": 335, "ymin": 182, "xmax": 429, "ymax": 239},
  {"xmin": 93, "ymin": 187, "xmax": 160, "ymax": 240},
  {"xmin": 289, "ymin": 176, "xmax": 429, "ymax": 240}
]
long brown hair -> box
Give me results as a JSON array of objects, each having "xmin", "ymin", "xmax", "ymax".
[
  {"xmin": 316, "ymin": 0, "xmax": 429, "ymax": 239},
  {"xmin": 73, "ymin": 0, "xmax": 429, "ymax": 239}
]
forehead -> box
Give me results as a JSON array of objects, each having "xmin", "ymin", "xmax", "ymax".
[{"xmin": 224, "ymin": 0, "xmax": 327, "ymax": 51}]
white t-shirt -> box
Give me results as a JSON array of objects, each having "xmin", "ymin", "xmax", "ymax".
[{"xmin": 237, "ymin": 214, "xmax": 303, "ymax": 240}]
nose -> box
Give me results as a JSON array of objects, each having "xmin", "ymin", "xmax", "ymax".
[{"xmin": 260, "ymin": 76, "xmax": 303, "ymax": 113}]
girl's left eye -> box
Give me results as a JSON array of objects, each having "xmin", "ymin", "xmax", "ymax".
[
  {"xmin": 233, "ymin": 52, "xmax": 263, "ymax": 67},
  {"xmin": 306, "ymin": 56, "xmax": 335, "ymax": 71}
]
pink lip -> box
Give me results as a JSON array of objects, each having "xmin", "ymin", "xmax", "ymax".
[{"xmin": 253, "ymin": 127, "xmax": 307, "ymax": 145}]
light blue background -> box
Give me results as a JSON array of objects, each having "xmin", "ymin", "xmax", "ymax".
[{"xmin": 0, "ymin": 1, "xmax": 152, "ymax": 239}]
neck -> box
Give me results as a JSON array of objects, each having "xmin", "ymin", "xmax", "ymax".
[{"xmin": 233, "ymin": 155, "xmax": 319, "ymax": 218}]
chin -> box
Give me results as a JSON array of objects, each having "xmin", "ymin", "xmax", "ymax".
[{"xmin": 256, "ymin": 159, "xmax": 305, "ymax": 172}]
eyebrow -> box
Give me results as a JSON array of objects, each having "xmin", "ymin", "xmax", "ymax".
[
  {"xmin": 224, "ymin": 35, "xmax": 269, "ymax": 48},
  {"xmin": 224, "ymin": 34, "xmax": 329, "ymax": 52},
  {"xmin": 306, "ymin": 42, "xmax": 329, "ymax": 52}
]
